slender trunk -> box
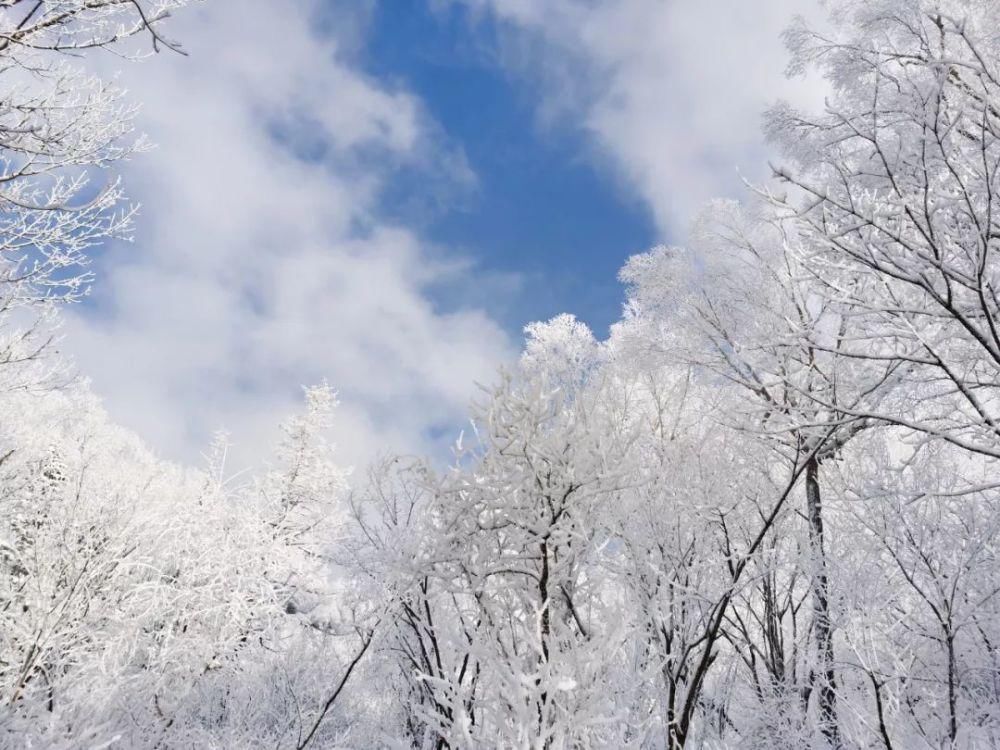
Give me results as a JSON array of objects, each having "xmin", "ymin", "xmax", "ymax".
[
  {"xmin": 297, "ymin": 626, "xmax": 376, "ymax": 750},
  {"xmin": 946, "ymin": 631, "xmax": 957, "ymax": 744},
  {"xmin": 868, "ymin": 671, "xmax": 894, "ymax": 750},
  {"xmin": 806, "ymin": 457, "xmax": 840, "ymax": 749},
  {"xmin": 537, "ymin": 537, "xmax": 551, "ymax": 748},
  {"xmin": 539, "ymin": 538, "xmax": 550, "ymax": 665}
]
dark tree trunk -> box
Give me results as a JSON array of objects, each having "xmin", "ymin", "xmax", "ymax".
[{"xmin": 806, "ymin": 456, "xmax": 840, "ymax": 749}]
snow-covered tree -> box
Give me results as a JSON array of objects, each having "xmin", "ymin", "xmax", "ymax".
[
  {"xmin": 768, "ymin": 0, "xmax": 1000, "ymax": 461},
  {"xmin": 0, "ymin": 0, "xmax": 192, "ymax": 388}
]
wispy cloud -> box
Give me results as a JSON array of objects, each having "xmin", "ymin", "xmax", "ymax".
[
  {"xmin": 64, "ymin": 0, "xmax": 514, "ymax": 471},
  {"xmin": 453, "ymin": 0, "xmax": 828, "ymax": 236}
]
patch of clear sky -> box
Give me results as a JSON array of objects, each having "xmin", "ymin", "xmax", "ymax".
[{"xmin": 363, "ymin": 1, "xmax": 658, "ymax": 339}]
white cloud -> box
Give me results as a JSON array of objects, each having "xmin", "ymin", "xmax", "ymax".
[
  {"xmin": 64, "ymin": 0, "xmax": 514, "ymax": 472},
  {"xmin": 61, "ymin": 0, "xmax": 833, "ymax": 472},
  {"xmin": 453, "ymin": 0, "xmax": 829, "ymax": 235}
]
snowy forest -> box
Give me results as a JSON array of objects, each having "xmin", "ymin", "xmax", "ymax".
[{"xmin": 4, "ymin": 0, "xmax": 1000, "ymax": 748}]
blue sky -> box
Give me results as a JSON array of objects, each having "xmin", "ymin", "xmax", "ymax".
[
  {"xmin": 364, "ymin": 1, "xmax": 658, "ymax": 337},
  {"xmin": 63, "ymin": 0, "xmax": 826, "ymax": 470}
]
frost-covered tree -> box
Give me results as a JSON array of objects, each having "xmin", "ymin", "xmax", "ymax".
[
  {"xmin": 829, "ymin": 434, "xmax": 1000, "ymax": 748},
  {"xmin": 768, "ymin": 0, "xmax": 1000, "ymax": 461},
  {"xmin": 377, "ymin": 318, "xmax": 632, "ymax": 748},
  {"xmin": 0, "ymin": 0, "xmax": 192, "ymax": 387},
  {"xmin": 0, "ymin": 381, "xmax": 365, "ymax": 748}
]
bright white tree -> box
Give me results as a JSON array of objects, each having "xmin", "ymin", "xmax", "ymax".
[
  {"xmin": 0, "ymin": 0, "xmax": 191, "ymax": 388},
  {"xmin": 768, "ymin": 0, "xmax": 1000, "ymax": 460}
]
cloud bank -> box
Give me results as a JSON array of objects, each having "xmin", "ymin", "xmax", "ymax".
[
  {"xmin": 65, "ymin": 0, "xmax": 514, "ymax": 471},
  {"xmin": 63, "ymin": 0, "xmax": 831, "ymax": 472}
]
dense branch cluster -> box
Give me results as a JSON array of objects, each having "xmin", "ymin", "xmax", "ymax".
[{"xmin": 3, "ymin": 0, "xmax": 1000, "ymax": 747}]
